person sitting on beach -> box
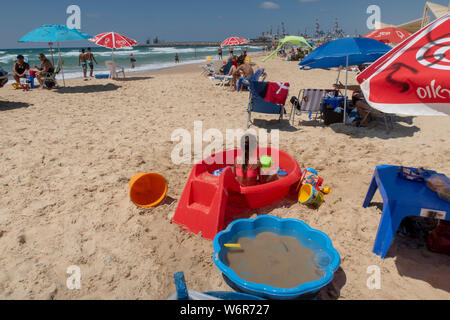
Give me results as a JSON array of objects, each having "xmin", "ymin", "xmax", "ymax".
[
  {"xmin": 86, "ymin": 48, "xmax": 98, "ymax": 78},
  {"xmin": 13, "ymin": 55, "xmax": 30, "ymax": 83},
  {"xmin": 229, "ymin": 56, "xmax": 254, "ymax": 90},
  {"xmin": 130, "ymin": 54, "xmax": 136, "ymax": 68},
  {"xmin": 352, "ymin": 89, "xmax": 379, "ymax": 127},
  {"xmin": 33, "ymin": 53, "xmax": 54, "ymax": 89},
  {"xmin": 234, "ymin": 134, "xmax": 260, "ymax": 187},
  {"xmin": 78, "ymin": 49, "xmax": 87, "ymax": 79}
]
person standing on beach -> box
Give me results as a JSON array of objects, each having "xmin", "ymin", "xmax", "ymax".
[
  {"xmin": 175, "ymin": 53, "xmax": 179, "ymax": 63},
  {"xmin": 229, "ymin": 45, "xmax": 234, "ymax": 56},
  {"xmin": 85, "ymin": 48, "xmax": 98, "ymax": 78},
  {"xmin": 78, "ymin": 49, "xmax": 87, "ymax": 79},
  {"xmin": 130, "ymin": 54, "xmax": 136, "ymax": 69},
  {"xmin": 218, "ymin": 47, "xmax": 223, "ymax": 60}
]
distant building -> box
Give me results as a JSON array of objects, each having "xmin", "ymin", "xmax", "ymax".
[{"xmin": 376, "ymin": 1, "xmax": 450, "ymax": 33}]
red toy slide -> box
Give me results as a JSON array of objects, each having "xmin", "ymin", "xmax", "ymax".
[{"xmin": 172, "ymin": 148, "xmax": 301, "ymax": 240}]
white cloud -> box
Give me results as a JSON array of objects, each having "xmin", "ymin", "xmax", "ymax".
[{"xmin": 260, "ymin": 1, "xmax": 280, "ymax": 9}]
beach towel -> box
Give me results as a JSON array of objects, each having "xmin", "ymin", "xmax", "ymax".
[
  {"xmin": 264, "ymin": 82, "xmax": 290, "ymax": 105},
  {"xmin": 251, "ymin": 81, "xmax": 268, "ymax": 98}
]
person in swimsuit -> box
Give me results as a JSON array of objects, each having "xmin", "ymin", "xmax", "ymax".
[
  {"xmin": 86, "ymin": 48, "xmax": 98, "ymax": 77},
  {"xmin": 229, "ymin": 45, "xmax": 234, "ymax": 56},
  {"xmin": 174, "ymin": 53, "xmax": 179, "ymax": 63},
  {"xmin": 230, "ymin": 55, "xmax": 254, "ymax": 91},
  {"xmin": 234, "ymin": 134, "xmax": 260, "ymax": 187},
  {"xmin": 78, "ymin": 49, "xmax": 87, "ymax": 79},
  {"xmin": 130, "ymin": 54, "xmax": 136, "ymax": 68},
  {"xmin": 34, "ymin": 53, "xmax": 54, "ymax": 89},
  {"xmin": 218, "ymin": 47, "xmax": 223, "ymax": 60},
  {"xmin": 13, "ymin": 55, "xmax": 30, "ymax": 83}
]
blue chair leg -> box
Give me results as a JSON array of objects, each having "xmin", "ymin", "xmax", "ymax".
[
  {"xmin": 373, "ymin": 202, "xmax": 403, "ymax": 258},
  {"xmin": 363, "ymin": 174, "xmax": 378, "ymax": 208}
]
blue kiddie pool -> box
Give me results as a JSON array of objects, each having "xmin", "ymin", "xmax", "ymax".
[{"xmin": 213, "ymin": 215, "xmax": 340, "ymax": 300}]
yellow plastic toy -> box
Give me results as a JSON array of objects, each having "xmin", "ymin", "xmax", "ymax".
[
  {"xmin": 298, "ymin": 184, "xmax": 324, "ymax": 206},
  {"xmin": 12, "ymin": 82, "xmax": 21, "ymax": 90}
]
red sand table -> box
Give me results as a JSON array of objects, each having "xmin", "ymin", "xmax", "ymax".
[{"xmin": 172, "ymin": 147, "xmax": 301, "ymax": 240}]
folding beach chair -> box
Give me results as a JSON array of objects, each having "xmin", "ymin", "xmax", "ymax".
[
  {"xmin": 237, "ymin": 68, "xmax": 266, "ymax": 92},
  {"xmin": 247, "ymin": 80, "xmax": 289, "ymax": 129},
  {"xmin": 42, "ymin": 59, "xmax": 63, "ymax": 89},
  {"xmin": 289, "ymin": 89, "xmax": 327, "ymax": 124},
  {"xmin": 201, "ymin": 63, "xmax": 214, "ymax": 76},
  {"xmin": 105, "ymin": 60, "xmax": 125, "ymax": 79},
  {"xmin": 209, "ymin": 60, "xmax": 233, "ymax": 87}
]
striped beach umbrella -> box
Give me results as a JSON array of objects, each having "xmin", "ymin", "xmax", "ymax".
[
  {"xmin": 357, "ymin": 13, "xmax": 450, "ymax": 116},
  {"xmin": 89, "ymin": 32, "xmax": 138, "ymax": 49},
  {"xmin": 89, "ymin": 32, "xmax": 138, "ymax": 63},
  {"xmin": 221, "ymin": 36, "xmax": 249, "ymax": 47}
]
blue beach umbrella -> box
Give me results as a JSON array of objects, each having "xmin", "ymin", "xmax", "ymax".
[
  {"xmin": 299, "ymin": 37, "xmax": 391, "ymax": 123},
  {"xmin": 19, "ymin": 24, "xmax": 93, "ymax": 86}
]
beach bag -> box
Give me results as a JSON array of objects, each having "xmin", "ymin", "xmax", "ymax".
[
  {"xmin": 322, "ymin": 106, "xmax": 343, "ymax": 125},
  {"xmin": 44, "ymin": 79, "xmax": 56, "ymax": 89},
  {"xmin": 264, "ymin": 82, "xmax": 290, "ymax": 105},
  {"xmin": 427, "ymin": 220, "xmax": 450, "ymax": 255}
]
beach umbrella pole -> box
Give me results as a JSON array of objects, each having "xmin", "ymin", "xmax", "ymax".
[
  {"xmin": 57, "ymin": 42, "xmax": 66, "ymax": 87},
  {"xmin": 344, "ymin": 55, "xmax": 348, "ymax": 124}
]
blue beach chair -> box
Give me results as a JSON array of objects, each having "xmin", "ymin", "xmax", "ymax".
[
  {"xmin": 209, "ymin": 59, "xmax": 233, "ymax": 87},
  {"xmin": 246, "ymin": 80, "xmax": 288, "ymax": 128},
  {"xmin": 237, "ymin": 68, "xmax": 266, "ymax": 92}
]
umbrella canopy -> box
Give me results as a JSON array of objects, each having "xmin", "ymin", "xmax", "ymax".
[
  {"xmin": 262, "ymin": 35, "xmax": 312, "ymax": 62},
  {"xmin": 357, "ymin": 13, "xmax": 450, "ymax": 116},
  {"xmin": 89, "ymin": 32, "xmax": 138, "ymax": 49},
  {"xmin": 299, "ymin": 37, "xmax": 391, "ymax": 124},
  {"xmin": 19, "ymin": 24, "xmax": 92, "ymax": 42},
  {"xmin": 364, "ymin": 27, "xmax": 411, "ymax": 45},
  {"xmin": 19, "ymin": 24, "xmax": 93, "ymax": 87},
  {"xmin": 299, "ymin": 37, "xmax": 391, "ymax": 69},
  {"xmin": 221, "ymin": 37, "xmax": 249, "ymax": 47}
]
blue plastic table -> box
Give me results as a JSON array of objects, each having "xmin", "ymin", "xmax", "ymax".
[{"xmin": 363, "ymin": 165, "xmax": 450, "ymax": 258}]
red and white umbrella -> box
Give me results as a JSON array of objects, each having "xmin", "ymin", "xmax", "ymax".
[
  {"xmin": 221, "ymin": 36, "xmax": 249, "ymax": 47},
  {"xmin": 89, "ymin": 32, "xmax": 138, "ymax": 48},
  {"xmin": 89, "ymin": 32, "xmax": 138, "ymax": 63},
  {"xmin": 364, "ymin": 27, "xmax": 411, "ymax": 45},
  {"xmin": 357, "ymin": 13, "xmax": 450, "ymax": 116}
]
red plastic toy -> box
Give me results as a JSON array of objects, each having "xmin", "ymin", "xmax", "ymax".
[{"xmin": 172, "ymin": 147, "xmax": 301, "ymax": 240}]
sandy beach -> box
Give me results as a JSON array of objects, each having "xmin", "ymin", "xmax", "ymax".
[{"xmin": 0, "ymin": 56, "xmax": 449, "ymax": 300}]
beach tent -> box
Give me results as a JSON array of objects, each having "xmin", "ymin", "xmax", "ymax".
[
  {"xmin": 262, "ymin": 36, "xmax": 312, "ymax": 62},
  {"xmin": 19, "ymin": 24, "xmax": 93, "ymax": 86},
  {"xmin": 299, "ymin": 37, "xmax": 391, "ymax": 123},
  {"xmin": 357, "ymin": 12, "xmax": 450, "ymax": 116}
]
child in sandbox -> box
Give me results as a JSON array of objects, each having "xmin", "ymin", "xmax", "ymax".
[{"xmin": 234, "ymin": 134, "xmax": 261, "ymax": 187}]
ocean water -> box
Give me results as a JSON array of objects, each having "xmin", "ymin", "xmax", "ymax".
[{"xmin": 0, "ymin": 45, "xmax": 262, "ymax": 80}]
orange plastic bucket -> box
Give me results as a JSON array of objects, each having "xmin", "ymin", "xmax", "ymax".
[{"xmin": 129, "ymin": 173, "xmax": 167, "ymax": 207}]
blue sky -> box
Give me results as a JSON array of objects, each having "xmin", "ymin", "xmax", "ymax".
[{"xmin": 1, "ymin": 0, "xmax": 448, "ymax": 48}]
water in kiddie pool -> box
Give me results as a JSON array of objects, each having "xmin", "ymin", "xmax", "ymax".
[{"xmin": 225, "ymin": 232, "xmax": 324, "ymax": 288}]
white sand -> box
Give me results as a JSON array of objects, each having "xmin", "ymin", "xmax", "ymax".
[{"xmin": 0, "ymin": 56, "xmax": 449, "ymax": 299}]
